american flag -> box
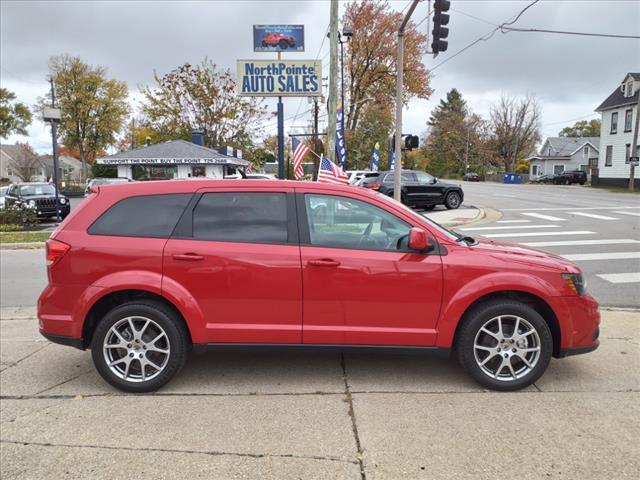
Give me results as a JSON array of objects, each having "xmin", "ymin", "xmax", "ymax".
[
  {"xmin": 317, "ymin": 154, "xmax": 349, "ymax": 185},
  {"xmin": 291, "ymin": 137, "xmax": 310, "ymax": 180}
]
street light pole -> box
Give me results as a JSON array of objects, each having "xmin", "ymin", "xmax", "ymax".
[
  {"xmin": 49, "ymin": 76, "xmax": 61, "ymax": 224},
  {"xmin": 394, "ymin": 0, "xmax": 420, "ymax": 202}
]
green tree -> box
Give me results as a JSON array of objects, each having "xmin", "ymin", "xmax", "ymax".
[
  {"xmin": 38, "ymin": 55, "xmax": 130, "ymax": 182},
  {"xmin": 347, "ymin": 104, "xmax": 393, "ymax": 170},
  {"xmin": 0, "ymin": 88, "xmax": 32, "ymax": 138},
  {"xmin": 140, "ymin": 59, "xmax": 266, "ymax": 150},
  {"xmin": 559, "ymin": 119, "xmax": 601, "ymax": 137}
]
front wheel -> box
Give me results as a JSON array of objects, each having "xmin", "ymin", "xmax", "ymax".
[
  {"xmin": 91, "ymin": 301, "xmax": 189, "ymax": 393},
  {"xmin": 444, "ymin": 191, "xmax": 461, "ymax": 209},
  {"xmin": 423, "ymin": 204, "xmax": 436, "ymax": 211},
  {"xmin": 456, "ymin": 300, "xmax": 553, "ymax": 391}
]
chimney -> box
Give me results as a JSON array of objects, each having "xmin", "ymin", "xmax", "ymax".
[{"xmin": 191, "ymin": 129, "xmax": 204, "ymax": 146}]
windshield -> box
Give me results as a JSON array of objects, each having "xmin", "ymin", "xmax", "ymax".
[
  {"xmin": 19, "ymin": 184, "xmax": 56, "ymax": 196},
  {"xmin": 372, "ymin": 191, "xmax": 460, "ymax": 241},
  {"xmin": 0, "ymin": 187, "xmax": 7, "ymax": 196}
]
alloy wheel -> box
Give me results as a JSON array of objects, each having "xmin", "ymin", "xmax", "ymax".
[
  {"xmin": 473, "ymin": 315, "xmax": 541, "ymax": 382},
  {"xmin": 103, "ymin": 316, "xmax": 170, "ymax": 383}
]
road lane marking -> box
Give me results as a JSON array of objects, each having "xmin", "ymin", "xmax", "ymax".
[
  {"xmin": 569, "ymin": 212, "xmax": 619, "ymax": 220},
  {"xmin": 461, "ymin": 224, "xmax": 559, "ymax": 231},
  {"xmin": 486, "ymin": 231, "xmax": 595, "ymax": 238},
  {"xmin": 497, "ymin": 220, "xmax": 531, "ymax": 223},
  {"xmin": 597, "ymin": 272, "xmax": 640, "ymax": 284},
  {"xmin": 521, "ymin": 212, "xmax": 567, "ymax": 221},
  {"xmin": 501, "ymin": 206, "xmax": 640, "ymax": 211},
  {"xmin": 561, "ymin": 252, "xmax": 640, "ymax": 261},
  {"xmin": 522, "ymin": 239, "xmax": 640, "ymax": 247},
  {"xmin": 613, "ymin": 211, "xmax": 640, "ymax": 217}
]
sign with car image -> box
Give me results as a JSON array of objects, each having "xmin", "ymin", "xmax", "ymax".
[{"xmin": 253, "ymin": 25, "xmax": 304, "ymax": 52}]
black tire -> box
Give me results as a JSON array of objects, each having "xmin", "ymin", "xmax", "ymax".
[
  {"xmin": 423, "ymin": 204, "xmax": 436, "ymax": 211},
  {"xmin": 91, "ymin": 300, "xmax": 189, "ymax": 393},
  {"xmin": 444, "ymin": 191, "xmax": 461, "ymax": 209},
  {"xmin": 279, "ymin": 39, "xmax": 288, "ymax": 49},
  {"xmin": 579, "ymin": 181, "xmax": 585, "ymax": 186},
  {"xmin": 456, "ymin": 300, "xmax": 553, "ymax": 391},
  {"xmin": 261, "ymin": 40, "xmax": 267, "ymax": 47}
]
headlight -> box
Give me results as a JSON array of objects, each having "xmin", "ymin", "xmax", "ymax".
[
  {"xmin": 28, "ymin": 200, "xmax": 36, "ymax": 207},
  {"xmin": 59, "ymin": 198, "xmax": 67, "ymax": 204},
  {"xmin": 562, "ymin": 273, "xmax": 587, "ymax": 295}
]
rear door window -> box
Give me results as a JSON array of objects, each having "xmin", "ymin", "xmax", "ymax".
[
  {"xmin": 192, "ymin": 192, "xmax": 289, "ymax": 244},
  {"xmin": 88, "ymin": 194, "xmax": 192, "ymax": 238}
]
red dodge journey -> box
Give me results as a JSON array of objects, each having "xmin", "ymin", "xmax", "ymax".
[{"xmin": 38, "ymin": 180, "xmax": 600, "ymax": 392}]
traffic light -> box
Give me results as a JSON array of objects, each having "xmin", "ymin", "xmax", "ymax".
[
  {"xmin": 404, "ymin": 135, "xmax": 419, "ymax": 151},
  {"xmin": 432, "ymin": 0, "xmax": 450, "ymax": 57}
]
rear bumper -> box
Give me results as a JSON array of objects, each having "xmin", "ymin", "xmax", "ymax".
[
  {"xmin": 558, "ymin": 339, "xmax": 599, "ymax": 358},
  {"xmin": 40, "ymin": 331, "xmax": 85, "ymax": 350}
]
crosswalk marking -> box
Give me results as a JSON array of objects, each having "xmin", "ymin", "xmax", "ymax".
[
  {"xmin": 461, "ymin": 224, "xmax": 559, "ymax": 232},
  {"xmin": 522, "ymin": 239, "xmax": 640, "ymax": 247},
  {"xmin": 497, "ymin": 220, "xmax": 531, "ymax": 223},
  {"xmin": 569, "ymin": 212, "xmax": 619, "ymax": 220},
  {"xmin": 597, "ymin": 272, "xmax": 640, "ymax": 284},
  {"xmin": 562, "ymin": 252, "xmax": 640, "ymax": 261},
  {"xmin": 613, "ymin": 211, "xmax": 640, "ymax": 217},
  {"xmin": 487, "ymin": 231, "xmax": 595, "ymax": 238},
  {"xmin": 501, "ymin": 206, "xmax": 640, "ymax": 212},
  {"xmin": 521, "ymin": 212, "xmax": 567, "ymax": 221}
]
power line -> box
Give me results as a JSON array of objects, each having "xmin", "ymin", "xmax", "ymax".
[
  {"xmin": 451, "ymin": 7, "xmax": 499, "ymax": 27},
  {"xmin": 500, "ymin": 26, "xmax": 640, "ymax": 39},
  {"xmin": 541, "ymin": 112, "xmax": 599, "ymax": 127},
  {"xmin": 430, "ymin": 0, "xmax": 540, "ymax": 72}
]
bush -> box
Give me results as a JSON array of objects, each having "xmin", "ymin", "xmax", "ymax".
[
  {"xmin": 0, "ymin": 204, "xmax": 38, "ymax": 227},
  {"xmin": 63, "ymin": 183, "xmax": 86, "ymax": 193}
]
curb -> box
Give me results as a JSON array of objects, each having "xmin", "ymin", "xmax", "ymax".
[{"xmin": 0, "ymin": 242, "xmax": 46, "ymax": 250}]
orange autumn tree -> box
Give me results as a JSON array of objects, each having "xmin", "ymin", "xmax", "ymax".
[{"xmin": 343, "ymin": 0, "xmax": 432, "ymax": 131}]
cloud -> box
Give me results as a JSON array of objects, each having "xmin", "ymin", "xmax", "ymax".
[{"xmin": 1, "ymin": 0, "xmax": 639, "ymax": 152}]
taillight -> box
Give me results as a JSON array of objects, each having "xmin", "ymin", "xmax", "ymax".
[
  {"xmin": 46, "ymin": 239, "xmax": 70, "ymax": 267},
  {"xmin": 365, "ymin": 183, "xmax": 381, "ymax": 190}
]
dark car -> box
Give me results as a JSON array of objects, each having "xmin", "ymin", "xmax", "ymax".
[
  {"xmin": 556, "ymin": 170, "xmax": 587, "ymax": 185},
  {"xmin": 5, "ymin": 182, "xmax": 70, "ymax": 219},
  {"xmin": 463, "ymin": 172, "xmax": 482, "ymax": 182},
  {"xmin": 360, "ymin": 170, "xmax": 464, "ymax": 210},
  {"xmin": 531, "ymin": 174, "xmax": 556, "ymax": 184}
]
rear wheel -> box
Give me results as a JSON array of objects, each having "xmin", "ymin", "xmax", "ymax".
[
  {"xmin": 444, "ymin": 191, "xmax": 461, "ymax": 209},
  {"xmin": 279, "ymin": 39, "xmax": 289, "ymax": 49},
  {"xmin": 91, "ymin": 301, "xmax": 188, "ymax": 393},
  {"xmin": 423, "ymin": 204, "xmax": 436, "ymax": 211},
  {"xmin": 456, "ymin": 300, "xmax": 553, "ymax": 391}
]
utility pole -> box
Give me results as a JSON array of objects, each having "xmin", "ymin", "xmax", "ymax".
[
  {"xmin": 277, "ymin": 52, "xmax": 285, "ymax": 180},
  {"xmin": 327, "ymin": 0, "xmax": 339, "ymax": 162},
  {"xmin": 313, "ymin": 98, "xmax": 320, "ymax": 180},
  {"xmin": 629, "ymin": 99, "xmax": 639, "ymax": 191},
  {"xmin": 49, "ymin": 76, "xmax": 61, "ymax": 224},
  {"xmin": 393, "ymin": 0, "xmax": 420, "ymax": 202}
]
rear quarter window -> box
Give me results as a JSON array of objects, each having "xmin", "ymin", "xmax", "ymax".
[{"xmin": 88, "ymin": 193, "xmax": 192, "ymax": 238}]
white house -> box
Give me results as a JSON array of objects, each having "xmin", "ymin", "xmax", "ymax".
[
  {"xmin": 594, "ymin": 73, "xmax": 639, "ymax": 187},
  {"xmin": 528, "ymin": 137, "xmax": 599, "ymax": 179}
]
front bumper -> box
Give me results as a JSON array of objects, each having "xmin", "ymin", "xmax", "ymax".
[
  {"xmin": 36, "ymin": 204, "xmax": 70, "ymax": 218},
  {"xmin": 554, "ymin": 294, "xmax": 600, "ymax": 357}
]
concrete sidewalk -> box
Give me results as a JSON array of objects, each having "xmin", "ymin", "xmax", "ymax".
[{"xmin": 1, "ymin": 308, "xmax": 638, "ymax": 479}]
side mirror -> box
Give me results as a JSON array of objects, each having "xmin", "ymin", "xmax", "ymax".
[
  {"xmin": 432, "ymin": 177, "xmax": 438, "ymax": 184},
  {"xmin": 408, "ymin": 227, "xmax": 430, "ymax": 251}
]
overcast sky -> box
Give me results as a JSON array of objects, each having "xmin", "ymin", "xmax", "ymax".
[{"xmin": 1, "ymin": 0, "xmax": 639, "ymax": 153}]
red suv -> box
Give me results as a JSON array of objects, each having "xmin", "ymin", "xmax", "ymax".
[
  {"xmin": 261, "ymin": 32, "xmax": 296, "ymax": 49},
  {"xmin": 38, "ymin": 180, "xmax": 600, "ymax": 392}
]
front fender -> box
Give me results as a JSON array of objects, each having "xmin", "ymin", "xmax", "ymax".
[{"xmin": 435, "ymin": 271, "xmax": 559, "ymax": 348}]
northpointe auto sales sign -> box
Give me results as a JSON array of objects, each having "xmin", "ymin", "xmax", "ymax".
[{"xmin": 237, "ymin": 60, "xmax": 321, "ymax": 97}]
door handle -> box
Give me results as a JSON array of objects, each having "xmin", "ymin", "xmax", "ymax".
[
  {"xmin": 172, "ymin": 253, "xmax": 204, "ymax": 261},
  {"xmin": 308, "ymin": 259, "xmax": 341, "ymax": 267}
]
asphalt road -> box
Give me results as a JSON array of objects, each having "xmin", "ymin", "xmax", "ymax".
[{"xmin": 452, "ymin": 181, "xmax": 640, "ymax": 308}]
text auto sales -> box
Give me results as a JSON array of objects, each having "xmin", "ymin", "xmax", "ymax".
[{"xmin": 241, "ymin": 62, "xmax": 319, "ymax": 95}]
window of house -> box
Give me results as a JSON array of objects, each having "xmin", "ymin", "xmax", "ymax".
[
  {"xmin": 88, "ymin": 194, "xmax": 192, "ymax": 238},
  {"xmin": 304, "ymin": 194, "xmax": 412, "ymax": 252},
  {"xmin": 579, "ymin": 164, "xmax": 588, "ymax": 173},
  {"xmin": 625, "ymin": 109, "xmax": 633, "ymax": 132},
  {"xmin": 610, "ymin": 112, "xmax": 618, "ymax": 134},
  {"xmin": 531, "ymin": 165, "xmax": 540, "ymax": 176},
  {"xmin": 553, "ymin": 165, "xmax": 565, "ymax": 175},
  {"xmin": 583, "ymin": 146, "xmax": 589, "ymax": 158},
  {"xmin": 627, "ymin": 81, "xmax": 634, "ymax": 97},
  {"xmin": 625, "ymin": 144, "xmax": 631, "ymax": 164},
  {"xmin": 193, "ymin": 192, "xmax": 288, "ymax": 244},
  {"xmin": 605, "ymin": 146, "xmax": 613, "ymax": 166}
]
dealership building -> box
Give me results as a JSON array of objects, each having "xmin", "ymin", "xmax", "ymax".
[{"xmin": 96, "ymin": 132, "xmax": 248, "ymax": 181}]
